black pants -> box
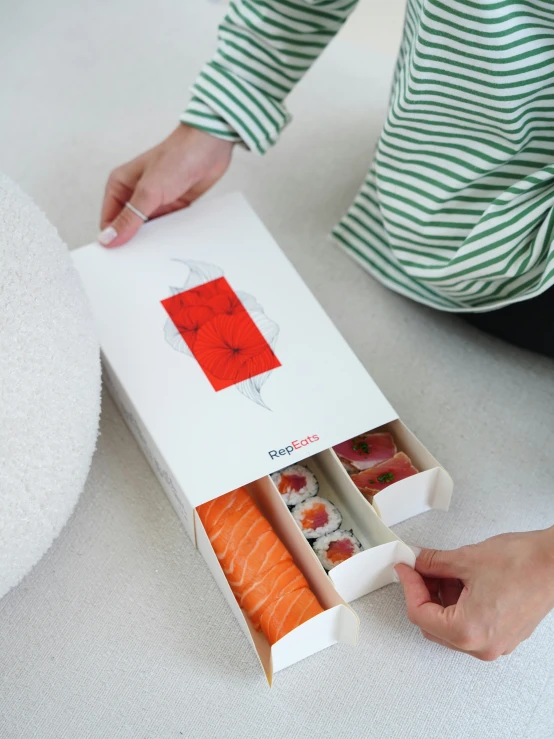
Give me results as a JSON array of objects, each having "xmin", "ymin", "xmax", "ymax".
[{"xmin": 461, "ymin": 288, "xmax": 554, "ymax": 359}]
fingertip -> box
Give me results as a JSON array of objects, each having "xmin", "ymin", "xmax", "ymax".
[
  {"xmin": 105, "ymin": 230, "xmax": 135, "ymax": 248},
  {"xmin": 97, "ymin": 224, "xmax": 140, "ymax": 248},
  {"xmin": 97, "ymin": 226, "xmax": 118, "ymax": 247},
  {"xmin": 101, "ymin": 215, "xmax": 142, "ymax": 248}
]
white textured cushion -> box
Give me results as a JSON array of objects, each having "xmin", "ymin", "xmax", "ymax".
[{"xmin": 0, "ymin": 173, "xmax": 100, "ymax": 598}]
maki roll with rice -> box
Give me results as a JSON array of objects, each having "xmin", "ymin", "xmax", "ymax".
[
  {"xmin": 314, "ymin": 530, "xmax": 363, "ymax": 570},
  {"xmin": 271, "ymin": 464, "xmax": 319, "ymax": 506},
  {"xmin": 291, "ymin": 496, "xmax": 341, "ymax": 539}
]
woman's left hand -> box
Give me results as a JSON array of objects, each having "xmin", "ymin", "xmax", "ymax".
[
  {"xmin": 395, "ymin": 527, "xmax": 554, "ymax": 660},
  {"xmin": 99, "ymin": 124, "xmax": 235, "ymax": 248}
]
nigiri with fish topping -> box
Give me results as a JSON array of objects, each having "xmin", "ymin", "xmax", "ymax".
[
  {"xmin": 351, "ymin": 452, "xmax": 418, "ymax": 501},
  {"xmin": 334, "ymin": 432, "xmax": 397, "ymax": 472}
]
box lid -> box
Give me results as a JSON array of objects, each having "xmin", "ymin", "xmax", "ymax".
[{"xmin": 72, "ymin": 193, "xmax": 397, "ymax": 507}]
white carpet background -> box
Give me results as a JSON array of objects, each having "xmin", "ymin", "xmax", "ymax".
[{"xmin": 1, "ymin": 1, "xmax": 553, "ymax": 737}]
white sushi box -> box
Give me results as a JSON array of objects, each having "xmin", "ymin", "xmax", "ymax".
[{"xmin": 72, "ymin": 193, "xmax": 453, "ymax": 683}]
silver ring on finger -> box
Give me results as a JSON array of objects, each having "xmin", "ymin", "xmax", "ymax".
[{"xmin": 124, "ymin": 201, "xmax": 148, "ymax": 222}]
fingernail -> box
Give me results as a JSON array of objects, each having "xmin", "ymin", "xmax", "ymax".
[
  {"xmin": 391, "ymin": 566, "xmax": 400, "ymax": 583},
  {"xmin": 408, "ymin": 545, "xmax": 422, "ymax": 558},
  {"xmin": 98, "ymin": 226, "xmax": 117, "ymax": 247}
]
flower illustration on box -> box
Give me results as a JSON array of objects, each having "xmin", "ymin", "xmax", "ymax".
[{"xmin": 161, "ymin": 260, "xmax": 281, "ymax": 409}]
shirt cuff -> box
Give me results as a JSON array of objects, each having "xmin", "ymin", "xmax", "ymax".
[
  {"xmin": 180, "ymin": 96, "xmax": 243, "ymax": 144},
  {"xmin": 180, "ymin": 62, "xmax": 291, "ymax": 155}
]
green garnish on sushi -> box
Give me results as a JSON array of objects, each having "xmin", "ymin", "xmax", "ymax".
[{"xmin": 352, "ymin": 439, "xmax": 371, "ymax": 456}]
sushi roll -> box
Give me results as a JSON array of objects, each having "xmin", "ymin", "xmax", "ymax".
[
  {"xmin": 291, "ymin": 496, "xmax": 341, "ymax": 539},
  {"xmin": 313, "ymin": 530, "xmax": 363, "ymax": 570},
  {"xmin": 271, "ymin": 464, "xmax": 319, "ymax": 507}
]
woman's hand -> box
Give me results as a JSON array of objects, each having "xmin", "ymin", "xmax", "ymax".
[
  {"xmin": 98, "ymin": 124, "xmax": 235, "ymax": 247},
  {"xmin": 395, "ymin": 527, "xmax": 554, "ymax": 660}
]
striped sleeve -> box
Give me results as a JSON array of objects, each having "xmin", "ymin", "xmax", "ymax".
[{"xmin": 180, "ymin": 0, "xmax": 359, "ymax": 154}]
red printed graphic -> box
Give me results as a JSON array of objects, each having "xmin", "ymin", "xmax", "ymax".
[{"xmin": 162, "ymin": 277, "xmax": 281, "ymax": 391}]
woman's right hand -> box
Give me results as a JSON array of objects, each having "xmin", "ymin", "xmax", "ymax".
[
  {"xmin": 395, "ymin": 527, "xmax": 554, "ymax": 660},
  {"xmin": 98, "ymin": 124, "xmax": 235, "ymax": 248}
]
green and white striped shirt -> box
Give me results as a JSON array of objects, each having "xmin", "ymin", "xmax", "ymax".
[{"xmin": 181, "ymin": 0, "xmax": 554, "ymax": 312}]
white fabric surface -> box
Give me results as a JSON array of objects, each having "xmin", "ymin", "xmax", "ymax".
[
  {"xmin": 0, "ymin": 173, "xmax": 100, "ymax": 599},
  {"xmin": 1, "ymin": 1, "xmax": 553, "ymax": 737}
]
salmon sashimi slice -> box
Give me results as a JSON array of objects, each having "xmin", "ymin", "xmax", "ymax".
[
  {"xmin": 210, "ymin": 505, "xmax": 273, "ymax": 570},
  {"xmin": 225, "ymin": 528, "xmax": 292, "ymax": 600},
  {"xmin": 259, "ymin": 588, "xmax": 324, "ymax": 645},
  {"xmin": 239, "ymin": 560, "xmax": 309, "ymax": 630},
  {"xmin": 197, "ymin": 487, "xmax": 255, "ymax": 536},
  {"xmin": 351, "ymin": 452, "xmax": 418, "ymax": 501},
  {"xmin": 334, "ymin": 432, "xmax": 397, "ymax": 472}
]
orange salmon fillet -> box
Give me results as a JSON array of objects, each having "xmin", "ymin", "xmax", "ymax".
[
  {"xmin": 197, "ymin": 488, "xmax": 323, "ymax": 644},
  {"xmin": 197, "ymin": 488, "xmax": 254, "ymax": 535},
  {"xmin": 210, "ymin": 505, "xmax": 272, "ymax": 570},
  {"xmin": 240, "ymin": 560, "xmax": 308, "ymax": 629},
  {"xmin": 260, "ymin": 588, "xmax": 324, "ymax": 645},
  {"xmin": 225, "ymin": 529, "xmax": 292, "ymax": 600}
]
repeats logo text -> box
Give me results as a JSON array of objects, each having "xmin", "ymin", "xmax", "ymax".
[{"xmin": 268, "ymin": 435, "xmax": 320, "ymax": 460}]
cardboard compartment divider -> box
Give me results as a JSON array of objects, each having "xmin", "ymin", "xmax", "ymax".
[
  {"xmin": 246, "ymin": 479, "xmax": 350, "ymax": 612},
  {"xmin": 246, "ymin": 479, "xmax": 358, "ymax": 675}
]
